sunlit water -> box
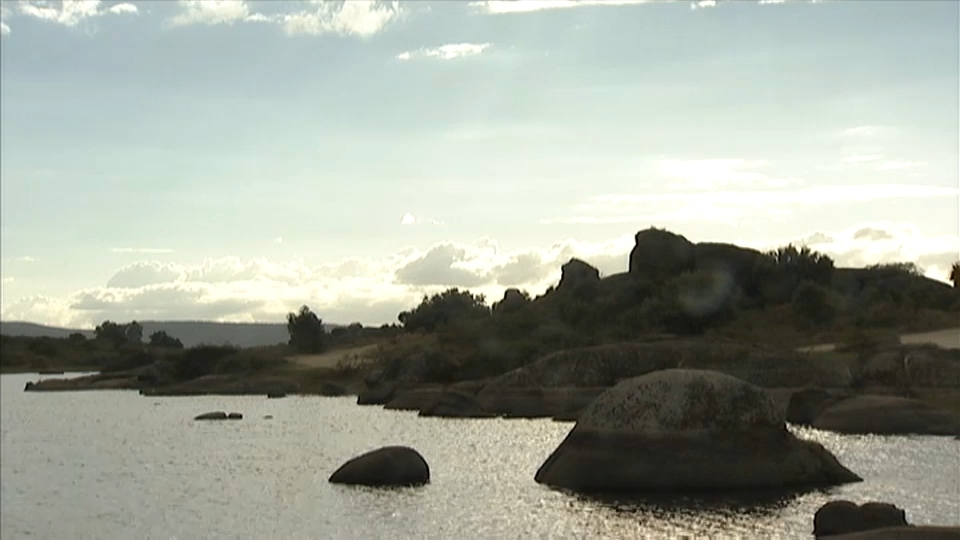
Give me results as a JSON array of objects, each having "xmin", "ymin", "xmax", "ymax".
[{"xmin": 2, "ymin": 373, "xmax": 958, "ymax": 539}]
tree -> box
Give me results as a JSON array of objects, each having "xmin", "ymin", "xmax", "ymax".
[
  {"xmin": 287, "ymin": 305, "xmax": 325, "ymax": 354},
  {"xmin": 767, "ymin": 244, "xmax": 835, "ymax": 286},
  {"xmin": 125, "ymin": 321, "xmax": 143, "ymax": 343},
  {"xmin": 94, "ymin": 320, "xmax": 143, "ymax": 347},
  {"xmin": 397, "ymin": 288, "xmax": 490, "ymax": 333},
  {"xmin": 951, "ymin": 261, "xmax": 960, "ymax": 289},
  {"xmin": 148, "ymin": 331, "xmax": 184, "ymax": 349}
]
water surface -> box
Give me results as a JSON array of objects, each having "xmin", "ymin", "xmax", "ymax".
[{"xmin": 2, "ymin": 373, "xmax": 958, "ymax": 539}]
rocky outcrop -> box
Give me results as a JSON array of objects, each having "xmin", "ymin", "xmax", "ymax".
[
  {"xmin": 786, "ymin": 388, "xmax": 852, "ymax": 426},
  {"xmin": 419, "ymin": 390, "xmax": 493, "ymax": 418},
  {"xmin": 486, "ymin": 338, "xmax": 852, "ymax": 391},
  {"xmin": 814, "ymin": 500, "xmax": 908, "ymax": 537},
  {"xmin": 629, "ymin": 228, "xmax": 696, "ymax": 280},
  {"xmin": 558, "ymin": 258, "xmax": 601, "ymax": 292},
  {"xmin": 494, "ymin": 288, "xmax": 530, "ymax": 312},
  {"xmin": 328, "ymin": 446, "xmax": 430, "ymax": 487},
  {"xmin": 384, "ymin": 386, "xmax": 444, "ymax": 411},
  {"xmin": 826, "ymin": 527, "xmax": 960, "ymax": 539},
  {"xmin": 812, "ymin": 395, "xmax": 960, "ymax": 436},
  {"xmin": 534, "ymin": 369, "xmax": 861, "ymax": 492},
  {"xmin": 858, "ymin": 346, "xmax": 960, "ymax": 389},
  {"xmin": 475, "ymin": 386, "xmax": 605, "ymax": 419}
]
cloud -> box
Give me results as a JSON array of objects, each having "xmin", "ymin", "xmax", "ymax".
[
  {"xmin": 108, "ymin": 3, "xmax": 137, "ymax": 15},
  {"xmin": 657, "ymin": 159, "xmax": 797, "ymax": 190},
  {"xmin": 1, "ymin": 277, "xmax": 14, "ymax": 284},
  {"xmin": 280, "ymin": 0, "xmax": 402, "ymax": 37},
  {"xmin": 469, "ymin": 0, "xmax": 654, "ymax": 14},
  {"xmin": 547, "ymin": 183, "xmax": 959, "ymax": 226},
  {"xmin": 272, "ymin": 237, "xmax": 284, "ymax": 244},
  {"xmin": 164, "ymin": 0, "xmax": 401, "ymax": 37},
  {"xmin": 397, "ymin": 42, "xmax": 491, "ymax": 61},
  {"xmin": 875, "ymin": 160, "xmax": 925, "ymax": 171},
  {"xmin": 690, "ymin": 0, "xmax": 716, "ymax": 9},
  {"xmin": 839, "ymin": 125, "xmax": 896, "ymax": 138},
  {"xmin": 169, "ymin": 0, "xmax": 261, "ymax": 27},
  {"xmin": 742, "ymin": 221, "xmax": 960, "ymax": 283},
  {"xmin": 110, "ymin": 247, "xmax": 176, "ymax": 254},
  {"xmin": 840, "ymin": 154, "xmax": 884, "ymax": 164},
  {"xmin": 10, "ymin": 0, "xmax": 137, "ymax": 30},
  {"xmin": 3, "ymin": 222, "xmax": 956, "ymax": 328},
  {"xmin": 400, "ymin": 212, "xmax": 443, "ymax": 226}
]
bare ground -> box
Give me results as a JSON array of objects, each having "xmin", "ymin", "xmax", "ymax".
[
  {"xmin": 286, "ymin": 344, "xmax": 380, "ymax": 369},
  {"xmin": 798, "ymin": 327, "xmax": 960, "ymax": 353}
]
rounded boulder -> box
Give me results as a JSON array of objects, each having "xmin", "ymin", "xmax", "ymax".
[
  {"xmin": 534, "ymin": 369, "xmax": 861, "ymax": 492},
  {"xmin": 329, "ymin": 446, "xmax": 430, "ymax": 487}
]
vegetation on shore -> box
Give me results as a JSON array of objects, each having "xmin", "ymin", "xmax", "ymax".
[{"xmin": 5, "ymin": 228, "xmax": 959, "ymax": 397}]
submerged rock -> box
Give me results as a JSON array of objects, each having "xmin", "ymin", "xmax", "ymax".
[
  {"xmin": 329, "ymin": 446, "xmax": 429, "ymax": 487},
  {"xmin": 534, "ymin": 369, "xmax": 861, "ymax": 493}
]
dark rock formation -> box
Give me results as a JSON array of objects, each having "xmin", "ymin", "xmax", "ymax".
[
  {"xmin": 384, "ymin": 386, "xmax": 444, "ymax": 411},
  {"xmin": 318, "ymin": 382, "xmax": 349, "ymax": 397},
  {"xmin": 629, "ymin": 228, "xmax": 696, "ymax": 280},
  {"xmin": 534, "ymin": 369, "xmax": 861, "ymax": 492},
  {"xmin": 786, "ymin": 388, "xmax": 852, "ymax": 426},
  {"xmin": 814, "ymin": 500, "xmax": 908, "ymax": 537},
  {"xmin": 357, "ymin": 383, "xmax": 401, "ymax": 405},
  {"xmin": 494, "ymin": 288, "xmax": 530, "ymax": 312},
  {"xmin": 813, "ymin": 395, "xmax": 960, "ymax": 436},
  {"xmin": 328, "ymin": 446, "xmax": 430, "ymax": 487},
  {"xmin": 419, "ymin": 390, "xmax": 494, "ymax": 418},
  {"xmin": 558, "ymin": 258, "xmax": 601, "ymax": 292},
  {"xmin": 267, "ymin": 392, "xmax": 286, "ymax": 399}
]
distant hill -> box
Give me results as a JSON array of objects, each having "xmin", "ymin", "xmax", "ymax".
[{"xmin": 0, "ymin": 320, "xmax": 340, "ymax": 348}]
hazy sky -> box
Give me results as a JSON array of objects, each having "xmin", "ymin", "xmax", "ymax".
[{"xmin": 1, "ymin": 0, "xmax": 958, "ymax": 328}]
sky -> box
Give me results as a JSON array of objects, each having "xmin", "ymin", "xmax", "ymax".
[{"xmin": 0, "ymin": 0, "xmax": 958, "ymax": 329}]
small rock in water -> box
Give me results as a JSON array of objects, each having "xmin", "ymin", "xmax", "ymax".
[
  {"xmin": 194, "ymin": 411, "xmax": 243, "ymax": 421},
  {"xmin": 329, "ymin": 446, "xmax": 430, "ymax": 487},
  {"xmin": 814, "ymin": 500, "xmax": 908, "ymax": 537},
  {"xmin": 263, "ymin": 415, "xmax": 273, "ymax": 419}
]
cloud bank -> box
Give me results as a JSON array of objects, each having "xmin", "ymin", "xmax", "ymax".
[{"xmin": 2, "ymin": 222, "xmax": 956, "ymax": 329}]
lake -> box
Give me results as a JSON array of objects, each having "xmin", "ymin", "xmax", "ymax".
[{"xmin": 2, "ymin": 373, "xmax": 958, "ymax": 539}]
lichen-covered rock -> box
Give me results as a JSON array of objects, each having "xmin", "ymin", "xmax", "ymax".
[
  {"xmin": 534, "ymin": 369, "xmax": 861, "ymax": 492},
  {"xmin": 813, "ymin": 395, "xmax": 960, "ymax": 436},
  {"xmin": 329, "ymin": 446, "xmax": 429, "ymax": 487}
]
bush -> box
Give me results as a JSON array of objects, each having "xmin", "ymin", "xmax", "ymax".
[{"xmin": 791, "ymin": 280, "xmax": 841, "ymax": 327}]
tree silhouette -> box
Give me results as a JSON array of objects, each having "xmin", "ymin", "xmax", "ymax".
[
  {"xmin": 287, "ymin": 305, "xmax": 325, "ymax": 353},
  {"xmin": 951, "ymin": 261, "xmax": 960, "ymax": 289}
]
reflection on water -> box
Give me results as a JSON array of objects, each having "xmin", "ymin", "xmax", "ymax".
[{"xmin": 2, "ymin": 373, "xmax": 958, "ymax": 540}]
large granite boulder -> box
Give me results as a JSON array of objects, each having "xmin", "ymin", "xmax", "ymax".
[
  {"xmin": 814, "ymin": 500, "xmax": 908, "ymax": 537},
  {"xmin": 534, "ymin": 369, "xmax": 861, "ymax": 492},
  {"xmin": 418, "ymin": 390, "xmax": 494, "ymax": 418},
  {"xmin": 812, "ymin": 395, "xmax": 960, "ymax": 436},
  {"xmin": 629, "ymin": 228, "xmax": 696, "ymax": 281},
  {"xmin": 557, "ymin": 258, "xmax": 601, "ymax": 294},
  {"xmin": 329, "ymin": 446, "xmax": 430, "ymax": 487}
]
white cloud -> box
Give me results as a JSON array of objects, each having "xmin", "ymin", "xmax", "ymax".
[
  {"xmin": 0, "ymin": 22, "xmax": 9, "ymax": 36},
  {"xmin": 657, "ymin": 158, "xmax": 797, "ymax": 190},
  {"xmin": 281, "ymin": 0, "xmax": 402, "ymax": 38},
  {"xmin": 400, "ymin": 212, "xmax": 443, "ymax": 226},
  {"xmin": 169, "ymin": 0, "xmax": 260, "ymax": 27},
  {"xmin": 272, "ymin": 237, "xmax": 284, "ymax": 244},
  {"xmin": 3, "ymin": 222, "xmax": 956, "ymax": 328},
  {"xmin": 547, "ymin": 183, "xmax": 959, "ymax": 226},
  {"xmin": 397, "ymin": 42, "xmax": 492, "ymax": 61},
  {"xmin": 839, "ymin": 125, "xmax": 895, "ymax": 138},
  {"xmin": 691, "ymin": 0, "xmax": 717, "ymax": 9},
  {"xmin": 742, "ymin": 221, "xmax": 960, "ymax": 283},
  {"xmin": 107, "ymin": 3, "xmax": 137, "ymax": 15},
  {"xmin": 840, "ymin": 153, "xmax": 884, "ymax": 164},
  {"xmin": 2, "ymin": 277, "xmax": 14, "ymax": 284},
  {"xmin": 16, "ymin": 256, "xmax": 36, "ymax": 263},
  {"xmin": 110, "ymin": 247, "xmax": 176, "ymax": 254},
  {"xmin": 876, "ymin": 160, "xmax": 925, "ymax": 171},
  {"xmin": 11, "ymin": 0, "xmax": 136, "ymax": 29},
  {"xmin": 469, "ymin": 0, "xmax": 653, "ymax": 14}
]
